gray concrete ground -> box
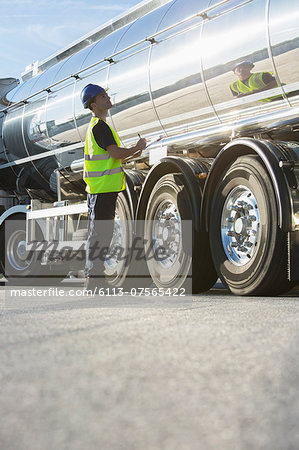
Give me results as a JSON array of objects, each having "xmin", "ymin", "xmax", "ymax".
[{"xmin": 0, "ymin": 283, "xmax": 298, "ymax": 450}]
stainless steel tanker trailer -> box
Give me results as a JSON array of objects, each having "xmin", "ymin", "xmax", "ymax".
[{"xmin": 0, "ymin": 0, "xmax": 298, "ymax": 295}]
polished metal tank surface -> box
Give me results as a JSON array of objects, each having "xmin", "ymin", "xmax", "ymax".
[{"xmin": 0, "ymin": 0, "xmax": 298, "ymax": 199}]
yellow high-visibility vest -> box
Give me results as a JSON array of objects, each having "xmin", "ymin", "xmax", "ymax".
[
  {"xmin": 83, "ymin": 117, "xmax": 125, "ymax": 194},
  {"xmin": 230, "ymin": 72, "xmax": 278, "ymax": 102}
]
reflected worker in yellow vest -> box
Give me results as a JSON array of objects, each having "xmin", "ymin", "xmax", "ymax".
[
  {"xmin": 230, "ymin": 61, "xmax": 278, "ymax": 102},
  {"xmin": 80, "ymin": 84, "xmax": 146, "ymax": 291}
]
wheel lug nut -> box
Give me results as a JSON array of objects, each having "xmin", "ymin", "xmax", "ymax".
[
  {"xmin": 248, "ymin": 230, "xmax": 256, "ymax": 236},
  {"xmin": 248, "ymin": 215, "xmax": 256, "ymax": 221},
  {"xmin": 226, "ymin": 231, "xmax": 235, "ymax": 236},
  {"xmin": 226, "ymin": 217, "xmax": 235, "ymax": 223}
]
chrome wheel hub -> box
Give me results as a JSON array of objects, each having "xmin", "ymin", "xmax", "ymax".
[
  {"xmin": 7, "ymin": 230, "xmax": 31, "ymax": 271},
  {"xmin": 221, "ymin": 186, "xmax": 260, "ymax": 266},
  {"xmin": 152, "ymin": 200, "xmax": 181, "ymax": 269}
]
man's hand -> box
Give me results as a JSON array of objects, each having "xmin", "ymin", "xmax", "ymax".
[
  {"xmin": 107, "ymin": 137, "xmax": 146, "ymax": 160},
  {"xmin": 123, "ymin": 138, "xmax": 146, "ymax": 161},
  {"xmin": 135, "ymin": 137, "xmax": 147, "ymax": 152},
  {"xmin": 131, "ymin": 149, "xmax": 142, "ymax": 159}
]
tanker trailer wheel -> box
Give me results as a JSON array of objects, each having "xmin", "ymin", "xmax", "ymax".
[
  {"xmin": 144, "ymin": 173, "xmax": 217, "ymax": 293},
  {"xmin": 0, "ymin": 214, "xmax": 66, "ymax": 286},
  {"xmin": 209, "ymin": 155, "xmax": 295, "ymax": 296},
  {"xmin": 104, "ymin": 192, "xmax": 133, "ymax": 287}
]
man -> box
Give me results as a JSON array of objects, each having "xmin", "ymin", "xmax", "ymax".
[
  {"xmin": 80, "ymin": 83, "xmax": 146, "ymax": 291},
  {"xmin": 230, "ymin": 61, "xmax": 279, "ymax": 102}
]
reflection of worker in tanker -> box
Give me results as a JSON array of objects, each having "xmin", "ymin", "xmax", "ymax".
[{"xmin": 230, "ymin": 61, "xmax": 278, "ymax": 102}]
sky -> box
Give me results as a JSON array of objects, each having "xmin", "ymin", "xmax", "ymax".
[{"xmin": 0, "ymin": 0, "xmax": 143, "ymax": 80}]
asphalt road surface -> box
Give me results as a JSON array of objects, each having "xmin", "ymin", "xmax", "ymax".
[{"xmin": 0, "ymin": 282, "xmax": 298, "ymax": 450}]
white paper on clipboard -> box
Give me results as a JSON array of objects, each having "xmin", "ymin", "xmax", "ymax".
[{"xmin": 149, "ymin": 145, "xmax": 168, "ymax": 166}]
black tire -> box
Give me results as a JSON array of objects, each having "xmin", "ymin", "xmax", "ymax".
[
  {"xmin": 0, "ymin": 213, "xmax": 67, "ymax": 286},
  {"xmin": 144, "ymin": 173, "xmax": 217, "ymax": 293},
  {"xmin": 94, "ymin": 191, "xmax": 152, "ymax": 289},
  {"xmin": 104, "ymin": 192, "xmax": 134, "ymax": 287},
  {"xmin": 209, "ymin": 155, "xmax": 295, "ymax": 296}
]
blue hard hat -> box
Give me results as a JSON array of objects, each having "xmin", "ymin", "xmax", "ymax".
[{"xmin": 80, "ymin": 83, "xmax": 105, "ymax": 108}]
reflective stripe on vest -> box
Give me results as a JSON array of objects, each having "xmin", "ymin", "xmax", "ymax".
[
  {"xmin": 83, "ymin": 117, "xmax": 125, "ymax": 194},
  {"xmin": 84, "ymin": 153, "xmax": 111, "ymax": 161},
  {"xmin": 230, "ymin": 72, "xmax": 278, "ymax": 102},
  {"xmin": 84, "ymin": 167, "xmax": 123, "ymax": 178}
]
